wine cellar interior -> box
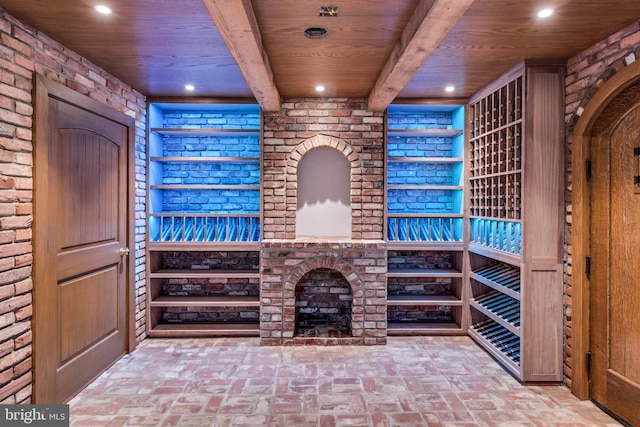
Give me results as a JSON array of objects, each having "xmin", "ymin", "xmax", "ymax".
[
  {"xmin": 143, "ymin": 61, "xmax": 565, "ymax": 383},
  {"xmin": 3, "ymin": 2, "xmax": 640, "ymax": 423}
]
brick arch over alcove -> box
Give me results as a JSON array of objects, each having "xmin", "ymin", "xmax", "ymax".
[{"xmin": 285, "ymin": 134, "xmax": 363, "ymax": 239}]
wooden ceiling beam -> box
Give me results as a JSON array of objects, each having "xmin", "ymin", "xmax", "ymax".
[
  {"xmin": 203, "ymin": 0, "xmax": 281, "ymax": 111},
  {"xmin": 367, "ymin": 0, "xmax": 474, "ymax": 112}
]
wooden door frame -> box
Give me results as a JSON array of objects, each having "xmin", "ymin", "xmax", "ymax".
[
  {"xmin": 32, "ymin": 74, "xmax": 137, "ymax": 403},
  {"xmin": 570, "ymin": 60, "xmax": 640, "ymax": 400}
]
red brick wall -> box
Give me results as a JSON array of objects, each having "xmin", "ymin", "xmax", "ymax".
[
  {"xmin": 262, "ymin": 99, "xmax": 385, "ymax": 240},
  {"xmin": 563, "ymin": 19, "xmax": 640, "ymax": 387},
  {"xmin": 0, "ymin": 9, "xmax": 147, "ymax": 403},
  {"xmin": 260, "ymin": 99, "xmax": 387, "ymax": 345}
]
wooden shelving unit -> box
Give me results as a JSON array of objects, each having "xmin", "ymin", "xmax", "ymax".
[
  {"xmin": 385, "ymin": 103, "xmax": 469, "ymax": 335},
  {"xmin": 467, "ymin": 61, "xmax": 565, "ymax": 382},
  {"xmin": 146, "ymin": 101, "xmax": 262, "ymax": 337},
  {"xmin": 146, "ymin": 246, "xmax": 261, "ymax": 337}
]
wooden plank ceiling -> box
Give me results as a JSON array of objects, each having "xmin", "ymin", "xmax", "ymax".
[{"xmin": 0, "ymin": 0, "xmax": 638, "ymax": 111}]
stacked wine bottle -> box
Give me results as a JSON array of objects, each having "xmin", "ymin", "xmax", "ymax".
[
  {"xmin": 472, "ymin": 320, "xmax": 520, "ymax": 364},
  {"xmin": 470, "ymin": 261, "xmax": 522, "ymax": 365}
]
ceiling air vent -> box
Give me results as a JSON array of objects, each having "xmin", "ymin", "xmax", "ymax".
[{"xmin": 304, "ymin": 27, "xmax": 328, "ymax": 39}]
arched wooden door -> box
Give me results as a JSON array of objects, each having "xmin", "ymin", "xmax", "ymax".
[{"xmin": 589, "ymin": 84, "xmax": 640, "ymax": 426}]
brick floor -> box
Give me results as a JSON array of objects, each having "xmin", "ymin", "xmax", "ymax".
[{"xmin": 68, "ymin": 336, "xmax": 622, "ymax": 426}]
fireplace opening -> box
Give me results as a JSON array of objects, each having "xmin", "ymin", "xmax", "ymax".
[{"xmin": 294, "ymin": 268, "xmax": 353, "ymax": 338}]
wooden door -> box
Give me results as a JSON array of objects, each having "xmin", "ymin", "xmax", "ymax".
[
  {"xmin": 33, "ymin": 76, "xmax": 134, "ymax": 403},
  {"xmin": 590, "ymin": 101, "xmax": 640, "ymax": 426}
]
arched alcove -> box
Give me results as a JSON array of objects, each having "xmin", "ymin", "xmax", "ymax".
[
  {"xmin": 296, "ymin": 146, "xmax": 351, "ymax": 238},
  {"xmin": 294, "ymin": 268, "xmax": 353, "ymax": 338}
]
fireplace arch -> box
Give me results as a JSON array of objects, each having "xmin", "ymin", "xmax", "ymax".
[{"xmin": 284, "ymin": 255, "xmax": 362, "ymax": 343}]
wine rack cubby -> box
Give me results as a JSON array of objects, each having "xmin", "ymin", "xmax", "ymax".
[
  {"xmin": 470, "ymin": 320, "xmax": 520, "ymax": 365},
  {"xmin": 146, "ymin": 101, "xmax": 262, "ymax": 337},
  {"xmin": 385, "ymin": 103, "xmax": 469, "ymax": 336},
  {"xmin": 469, "ymin": 75, "xmax": 522, "ymax": 220},
  {"xmin": 474, "ymin": 292, "xmax": 521, "ymax": 329},
  {"xmin": 470, "ymin": 218, "xmax": 521, "ymax": 255},
  {"xmin": 386, "ymin": 103, "xmax": 465, "ymax": 246},
  {"xmin": 472, "ymin": 262, "xmax": 521, "ymax": 297},
  {"xmin": 470, "ymin": 253, "xmax": 522, "ymax": 373},
  {"xmin": 387, "ymin": 250, "xmax": 466, "ymax": 335},
  {"xmin": 467, "ymin": 61, "xmax": 565, "ymax": 383}
]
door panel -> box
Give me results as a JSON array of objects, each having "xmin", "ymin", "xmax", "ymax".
[
  {"xmin": 590, "ymin": 104, "xmax": 640, "ymax": 426},
  {"xmin": 58, "ymin": 267, "xmax": 119, "ymax": 363},
  {"xmin": 33, "ymin": 76, "xmax": 132, "ymax": 403},
  {"xmin": 58, "ymin": 128, "xmax": 119, "ymax": 249}
]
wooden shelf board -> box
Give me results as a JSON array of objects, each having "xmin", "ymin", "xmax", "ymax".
[
  {"xmin": 388, "ymin": 157, "xmax": 463, "ymax": 163},
  {"xmin": 387, "ymin": 295, "xmax": 462, "ymax": 306},
  {"xmin": 148, "ymin": 322, "xmax": 260, "ymax": 337},
  {"xmin": 469, "ymin": 169, "xmax": 523, "ymax": 180},
  {"xmin": 388, "ymin": 129, "xmax": 463, "ymax": 138},
  {"xmin": 150, "ymin": 156, "xmax": 259, "ymax": 162},
  {"xmin": 387, "ymin": 213, "xmax": 464, "ymax": 218},
  {"xmin": 148, "ymin": 242, "xmax": 260, "ymax": 251},
  {"xmin": 387, "ymin": 322, "xmax": 465, "ymax": 336},
  {"xmin": 150, "ymin": 296, "xmax": 260, "ymax": 307},
  {"xmin": 469, "ymin": 215, "xmax": 522, "ymax": 223},
  {"xmin": 468, "ymin": 327, "xmax": 521, "ymax": 377},
  {"xmin": 151, "ymin": 128, "xmax": 259, "ymax": 137},
  {"xmin": 150, "ymin": 185, "xmax": 260, "ymax": 190},
  {"xmin": 469, "ymin": 301, "xmax": 520, "ymax": 335},
  {"xmin": 386, "ymin": 242, "xmax": 464, "ymax": 251},
  {"xmin": 469, "ymin": 244, "xmax": 522, "ymax": 267},
  {"xmin": 387, "ymin": 185, "xmax": 463, "ymax": 191},
  {"xmin": 387, "ymin": 268, "xmax": 462, "ymax": 278},
  {"xmin": 150, "ymin": 269, "xmax": 260, "ymax": 279},
  {"xmin": 149, "ymin": 213, "xmax": 259, "ymax": 218},
  {"xmin": 470, "ymin": 272, "xmax": 521, "ymax": 301}
]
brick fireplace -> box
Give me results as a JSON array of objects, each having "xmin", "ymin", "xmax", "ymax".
[
  {"xmin": 260, "ymin": 99, "xmax": 387, "ymax": 345},
  {"xmin": 260, "ymin": 240, "xmax": 387, "ymax": 345}
]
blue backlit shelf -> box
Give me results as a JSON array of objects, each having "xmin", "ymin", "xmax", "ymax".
[
  {"xmin": 385, "ymin": 102, "xmax": 468, "ymax": 336},
  {"xmin": 146, "ymin": 100, "xmax": 262, "ymax": 338}
]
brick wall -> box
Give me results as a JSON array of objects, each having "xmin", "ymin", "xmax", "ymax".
[
  {"xmin": 0, "ymin": 9, "xmax": 147, "ymax": 403},
  {"xmin": 262, "ymin": 99, "xmax": 384, "ymax": 240},
  {"xmin": 563, "ymin": 19, "xmax": 640, "ymax": 387},
  {"xmin": 158, "ymin": 110, "xmax": 260, "ymax": 213}
]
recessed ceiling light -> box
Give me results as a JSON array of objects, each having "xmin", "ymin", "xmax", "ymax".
[
  {"xmin": 315, "ymin": 85, "xmax": 325, "ymax": 93},
  {"xmin": 445, "ymin": 85, "xmax": 455, "ymax": 93},
  {"xmin": 95, "ymin": 5, "xmax": 112, "ymax": 14},
  {"xmin": 185, "ymin": 84, "xmax": 195, "ymax": 91},
  {"xmin": 537, "ymin": 8, "xmax": 553, "ymax": 18}
]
